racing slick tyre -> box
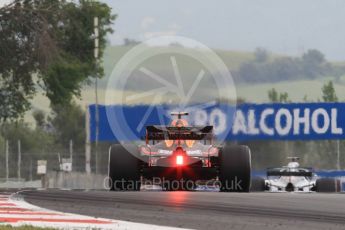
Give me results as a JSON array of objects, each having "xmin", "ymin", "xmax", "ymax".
[
  {"xmin": 109, "ymin": 144, "xmax": 141, "ymax": 191},
  {"xmin": 315, "ymin": 178, "xmax": 341, "ymax": 193},
  {"xmin": 250, "ymin": 177, "xmax": 266, "ymax": 192},
  {"xmin": 219, "ymin": 145, "xmax": 251, "ymax": 192}
]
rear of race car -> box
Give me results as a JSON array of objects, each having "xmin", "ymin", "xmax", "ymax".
[{"xmin": 108, "ymin": 113, "xmax": 252, "ymax": 192}]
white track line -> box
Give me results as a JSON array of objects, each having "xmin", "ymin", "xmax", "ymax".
[{"xmin": 0, "ymin": 192, "xmax": 190, "ymax": 230}]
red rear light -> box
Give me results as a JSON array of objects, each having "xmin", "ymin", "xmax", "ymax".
[{"xmin": 176, "ymin": 155, "xmax": 184, "ymax": 166}]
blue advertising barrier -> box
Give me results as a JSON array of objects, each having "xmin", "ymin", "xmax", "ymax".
[{"xmin": 89, "ymin": 102, "xmax": 345, "ymax": 142}]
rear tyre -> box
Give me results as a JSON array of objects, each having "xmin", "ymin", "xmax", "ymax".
[
  {"xmin": 219, "ymin": 145, "xmax": 251, "ymax": 192},
  {"xmin": 108, "ymin": 144, "xmax": 141, "ymax": 191},
  {"xmin": 315, "ymin": 178, "xmax": 341, "ymax": 193},
  {"xmin": 251, "ymin": 177, "xmax": 266, "ymax": 192}
]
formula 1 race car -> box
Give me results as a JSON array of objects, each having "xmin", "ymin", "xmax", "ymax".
[
  {"xmin": 108, "ymin": 112, "xmax": 251, "ymax": 192},
  {"xmin": 251, "ymin": 157, "xmax": 341, "ymax": 192}
]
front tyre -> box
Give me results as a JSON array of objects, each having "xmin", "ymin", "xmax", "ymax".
[
  {"xmin": 315, "ymin": 178, "xmax": 341, "ymax": 193},
  {"xmin": 108, "ymin": 144, "xmax": 141, "ymax": 191},
  {"xmin": 219, "ymin": 145, "xmax": 251, "ymax": 192},
  {"xmin": 251, "ymin": 177, "xmax": 266, "ymax": 192}
]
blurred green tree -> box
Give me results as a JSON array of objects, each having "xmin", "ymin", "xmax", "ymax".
[
  {"xmin": 268, "ymin": 88, "xmax": 290, "ymax": 103},
  {"xmin": 0, "ymin": 0, "xmax": 116, "ymax": 121},
  {"xmin": 254, "ymin": 48, "xmax": 269, "ymax": 63},
  {"xmin": 322, "ymin": 81, "xmax": 338, "ymax": 102},
  {"xmin": 33, "ymin": 110, "xmax": 46, "ymax": 129},
  {"xmin": 0, "ymin": 120, "xmax": 55, "ymax": 178},
  {"xmin": 48, "ymin": 102, "xmax": 86, "ymax": 171},
  {"xmin": 302, "ymin": 49, "xmax": 326, "ymax": 79},
  {"xmin": 49, "ymin": 102, "xmax": 85, "ymax": 153}
]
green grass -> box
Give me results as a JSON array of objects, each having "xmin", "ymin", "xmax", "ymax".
[
  {"xmin": 99, "ymin": 45, "xmax": 345, "ymax": 103},
  {"xmin": 102, "ymin": 45, "xmax": 255, "ymax": 72},
  {"xmin": 236, "ymin": 78, "xmax": 345, "ymax": 103},
  {"xmin": 212, "ymin": 48, "xmax": 255, "ymax": 69},
  {"xmin": 24, "ymin": 45, "xmax": 345, "ymax": 125},
  {"xmin": 99, "ymin": 45, "xmax": 256, "ymax": 89},
  {"xmin": 26, "ymin": 77, "xmax": 345, "ymax": 129}
]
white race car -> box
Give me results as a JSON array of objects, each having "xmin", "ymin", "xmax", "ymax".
[{"xmin": 251, "ymin": 157, "xmax": 341, "ymax": 193}]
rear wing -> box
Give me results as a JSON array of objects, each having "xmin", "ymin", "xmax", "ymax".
[
  {"xmin": 267, "ymin": 168, "xmax": 313, "ymax": 177},
  {"xmin": 145, "ymin": 125, "xmax": 214, "ymax": 141}
]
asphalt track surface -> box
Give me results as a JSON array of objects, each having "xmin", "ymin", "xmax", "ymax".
[{"xmin": 19, "ymin": 189, "xmax": 345, "ymax": 230}]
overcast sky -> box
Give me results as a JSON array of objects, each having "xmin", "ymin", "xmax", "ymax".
[
  {"xmin": 105, "ymin": 0, "xmax": 345, "ymax": 61},
  {"xmin": 1, "ymin": 0, "xmax": 345, "ymax": 60},
  {"xmin": 0, "ymin": 0, "xmax": 10, "ymax": 6}
]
